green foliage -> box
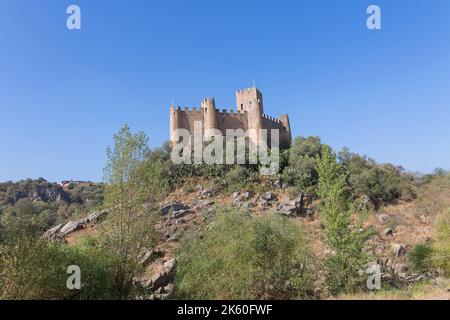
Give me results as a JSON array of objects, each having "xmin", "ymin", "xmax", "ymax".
[
  {"xmin": 281, "ymin": 139, "xmax": 415, "ymax": 206},
  {"xmin": 317, "ymin": 146, "xmax": 372, "ymax": 295},
  {"xmin": 223, "ymin": 165, "xmax": 259, "ymax": 192},
  {"xmin": 0, "ymin": 199, "xmax": 57, "ymax": 243},
  {"xmin": 290, "ymin": 136, "xmax": 323, "ymax": 159},
  {"xmin": 430, "ymin": 208, "xmax": 450, "ymax": 276},
  {"xmin": 0, "ymin": 179, "xmax": 104, "ymax": 241},
  {"xmin": 281, "ymin": 137, "xmax": 323, "ymax": 196},
  {"xmin": 175, "ymin": 208, "xmax": 316, "ymax": 300},
  {"xmin": 168, "ymin": 163, "xmax": 230, "ymax": 186},
  {"xmin": 0, "ymin": 178, "xmax": 68, "ymax": 206},
  {"xmin": 0, "ymin": 237, "xmax": 119, "ymax": 300},
  {"xmin": 408, "ymin": 243, "xmax": 433, "ymax": 273},
  {"xmin": 339, "ymin": 148, "xmax": 416, "ymax": 205},
  {"xmin": 68, "ymin": 184, "xmax": 104, "ymax": 211},
  {"xmin": 101, "ymin": 124, "xmax": 160, "ymax": 298},
  {"xmin": 351, "ymin": 166, "xmax": 403, "ymax": 204}
]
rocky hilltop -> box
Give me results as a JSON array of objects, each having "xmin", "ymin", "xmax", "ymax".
[{"xmin": 43, "ymin": 175, "xmax": 450, "ymax": 300}]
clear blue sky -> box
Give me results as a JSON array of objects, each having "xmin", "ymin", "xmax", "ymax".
[{"xmin": 1, "ymin": 0, "xmax": 449, "ymax": 182}]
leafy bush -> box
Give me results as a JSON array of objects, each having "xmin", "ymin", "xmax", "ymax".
[
  {"xmin": 175, "ymin": 208, "xmax": 316, "ymax": 299},
  {"xmin": 408, "ymin": 243, "xmax": 433, "ymax": 273},
  {"xmin": 280, "ymin": 136, "xmax": 323, "ymax": 196},
  {"xmin": 339, "ymin": 148, "xmax": 415, "ymax": 205},
  {"xmin": 351, "ymin": 166, "xmax": 402, "ymax": 203},
  {"xmin": 223, "ymin": 165, "xmax": 260, "ymax": 192},
  {"xmin": 0, "ymin": 237, "xmax": 119, "ymax": 300}
]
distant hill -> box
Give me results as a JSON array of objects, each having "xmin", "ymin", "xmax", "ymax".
[{"xmin": 0, "ymin": 179, "xmax": 104, "ymax": 235}]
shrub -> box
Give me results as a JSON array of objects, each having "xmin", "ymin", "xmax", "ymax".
[
  {"xmin": 223, "ymin": 165, "xmax": 259, "ymax": 192},
  {"xmin": 339, "ymin": 148, "xmax": 415, "ymax": 205},
  {"xmin": 317, "ymin": 146, "xmax": 372, "ymax": 295},
  {"xmin": 350, "ymin": 166, "xmax": 402, "ymax": 204},
  {"xmin": 430, "ymin": 208, "xmax": 450, "ymax": 276},
  {"xmin": 175, "ymin": 208, "xmax": 316, "ymax": 300},
  {"xmin": 281, "ymin": 158, "xmax": 318, "ymax": 195},
  {"xmin": 0, "ymin": 237, "xmax": 119, "ymax": 300},
  {"xmin": 281, "ymin": 136, "xmax": 323, "ymax": 196},
  {"xmin": 0, "ymin": 199, "xmax": 57, "ymax": 243},
  {"xmin": 408, "ymin": 243, "xmax": 433, "ymax": 273}
]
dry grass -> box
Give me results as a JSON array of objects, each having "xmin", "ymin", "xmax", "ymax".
[{"xmin": 336, "ymin": 283, "xmax": 449, "ymax": 300}]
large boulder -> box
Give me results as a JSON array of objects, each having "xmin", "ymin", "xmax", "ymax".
[
  {"xmin": 392, "ymin": 243, "xmax": 407, "ymax": 257},
  {"xmin": 163, "ymin": 258, "xmax": 176, "ymax": 276},
  {"xmin": 261, "ymin": 191, "xmax": 275, "ymax": 201},
  {"xmin": 87, "ymin": 210, "xmax": 108, "ymax": 224},
  {"xmin": 393, "ymin": 263, "xmax": 408, "ymax": 277},
  {"xmin": 160, "ymin": 202, "xmax": 190, "ymax": 217},
  {"xmin": 198, "ymin": 189, "xmax": 214, "ymax": 198},
  {"xmin": 44, "ymin": 223, "xmax": 64, "ymax": 239},
  {"xmin": 148, "ymin": 272, "xmax": 170, "ymax": 291},
  {"xmin": 145, "ymin": 258, "xmax": 177, "ymax": 291},
  {"xmin": 359, "ymin": 195, "xmax": 371, "ymax": 210},
  {"xmin": 377, "ymin": 214, "xmax": 391, "ymax": 224},
  {"xmin": 276, "ymin": 203, "xmax": 298, "ymax": 217},
  {"xmin": 138, "ymin": 248, "xmax": 165, "ymax": 267},
  {"xmin": 276, "ymin": 194, "xmax": 304, "ymax": 217},
  {"xmin": 383, "ymin": 228, "xmax": 394, "ymax": 237},
  {"xmin": 242, "ymin": 191, "xmax": 252, "ymax": 200},
  {"xmin": 192, "ymin": 199, "xmax": 214, "ymax": 209},
  {"xmin": 271, "ymin": 180, "xmax": 282, "ymax": 190},
  {"xmin": 59, "ymin": 218, "xmax": 88, "ymax": 237}
]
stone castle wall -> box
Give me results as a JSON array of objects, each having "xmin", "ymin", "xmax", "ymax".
[{"xmin": 170, "ymin": 88, "xmax": 292, "ymax": 148}]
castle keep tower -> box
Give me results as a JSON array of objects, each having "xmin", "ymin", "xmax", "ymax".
[
  {"xmin": 169, "ymin": 87, "xmax": 292, "ymax": 148},
  {"xmin": 236, "ymin": 87, "xmax": 264, "ymax": 144}
]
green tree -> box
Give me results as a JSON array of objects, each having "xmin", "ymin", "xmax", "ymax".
[
  {"xmin": 101, "ymin": 124, "xmax": 164, "ymax": 298},
  {"xmin": 317, "ymin": 146, "xmax": 372, "ymax": 295},
  {"xmin": 281, "ymin": 136, "xmax": 324, "ymax": 195}
]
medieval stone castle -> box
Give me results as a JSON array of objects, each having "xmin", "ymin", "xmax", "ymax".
[{"xmin": 169, "ymin": 87, "xmax": 292, "ymax": 148}]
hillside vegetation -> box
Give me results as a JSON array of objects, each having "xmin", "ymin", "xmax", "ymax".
[{"xmin": 0, "ymin": 125, "xmax": 448, "ymax": 300}]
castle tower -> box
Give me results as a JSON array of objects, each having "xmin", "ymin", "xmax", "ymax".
[
  {"xmin": 169, "ymin": 105, "xmax": 180, "ymax": 145},
  {"xmin": 201, "ymin": 98, "xmax": 217, "ymax": 139},
  {"xmin": 236, "ymin": 87, "xmax": 264, "ymax": 145},
  {"xmin": 279, "ymin": 114, "xmax": 292, "ymax": 147},
  {"xmin": 279, "ymin": 114, "xmax": 291, "ymax": 135},
  {"xmin": 236, "ymin": 87, "xmax": 264, "ymax": 114}
]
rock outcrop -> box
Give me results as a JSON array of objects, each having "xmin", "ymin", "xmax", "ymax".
[{"xmin": 44, "ymin": 210, "xmax": 109, "ymax": 240}]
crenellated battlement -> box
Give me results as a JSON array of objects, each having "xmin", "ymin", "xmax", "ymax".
[
  {"xmin": 201, "ymin": 98, "xmax": 215, "ymax": 105},
  {"xmin": 262, "ymin": 113, "xmax": 281, "ymax": 124},
  {"xmin": 172, "ymin": 106, "xmax": 202, "ymax": 113}
]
